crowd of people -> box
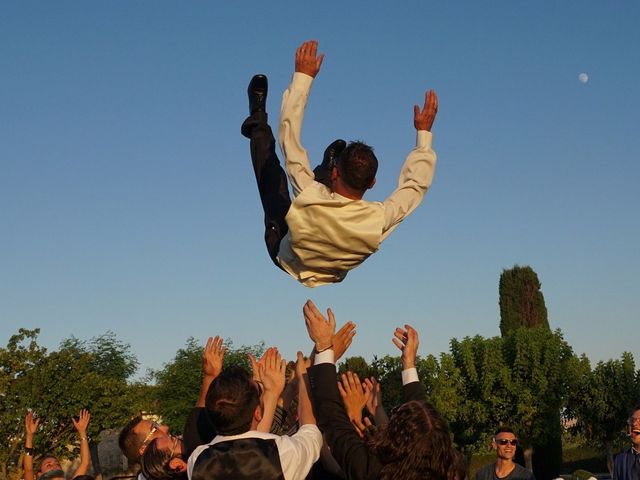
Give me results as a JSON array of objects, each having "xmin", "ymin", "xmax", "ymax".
[{"xmin": 21, "ymin": 299, "xmax": 640, "ymax": 479}]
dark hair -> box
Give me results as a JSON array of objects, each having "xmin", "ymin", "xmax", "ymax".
[
  {"xmin": 629, "ymin": 405, "xmax": 640, "ymax": 420},
  {"xmin": 205, "ymin": 366, "xmax": 260, "ymax": 435},
  {"xmin": 369, "ymin": 400, "xmax": 466, "ymax": 480},
  {"xmin": 73, "ymin": 476, "xmax": 96, "ymax": 480},
  {"xmin": 118, "ymin": 415, "xmax": 144, "ymax": 462},
  {"xmin": 494, "ymin": 426, "xmax": 516, "ymax": 436},
  {"xmin": 337, "ymin": 141, "xmax": 378, "ymax": 193},
  {"xmin": 140, "ymin": 438, "xmax": 185, "ymax": 480}
]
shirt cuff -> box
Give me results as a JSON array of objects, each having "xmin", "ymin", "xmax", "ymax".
[
  {"xmin": 292, "ymin": 72, "xmax": 314, "ymax": 90},
  {"xmin": 401, "ymin": 367, "xmax": 419, "ymax": 385},
  {"xmin": 314, "ymin": 349, "xmax": 335, "ymax": 365},
  {"xmin": 416, "ymin": 130, "xmax": 432, "ymax": 148}
]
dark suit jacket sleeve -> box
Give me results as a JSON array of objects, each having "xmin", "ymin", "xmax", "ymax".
[
  {"xmin": 308, "ymin": 363, "xmax": 382, "ymax": 480},
  {"xmin": 402, "ymin": 379, "xmax": 426, "ymax": 403}
]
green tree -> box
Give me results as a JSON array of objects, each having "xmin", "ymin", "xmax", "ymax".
[
  {"xmin": 0, "ymin": 329, "xmax": 150, "ymax": 479},
  {"xmin": 338, "ymin": 356, "xmax": 371, "ymax": 379},
  {"xmin": 566, "ymin": 352, "xmax": 640, "ymax": 474},
  {"xmin": 499, "ymin": 265, "xmax": 549, "ymax": 335},
  {"xmin": 445, "ymin": 335, "xmax": 513, "ymax": 460},
  {"xmin": 151, "ymin": 338, "xmax": 265, "ymax": 433},
  {"xmin": 500, "ymin": 327, "xmax": 578, "ymax": 479}
]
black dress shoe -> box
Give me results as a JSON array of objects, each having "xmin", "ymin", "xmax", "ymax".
[
  {"xmin": 248, "ymin": 74, "xmax": 268, "ymax": 115},
  {"xmin": 322, "ymin": 139, "xmax": 347, "ymax": 170}
]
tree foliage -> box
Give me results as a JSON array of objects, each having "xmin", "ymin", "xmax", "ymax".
[
  {"xmin": 566, "ymin": 352, "xmax": 640, "ymax": 474},
  {"xmin": 0, "ymin": 329, "xmax": 151, "ymax": 479},
  {"xmin": 150, "ymin": 338, "xmax": 265, "ymax": 433},
  {"xmin": 499, "ymin": 265, "xmax": 549, "ymax": 335}
]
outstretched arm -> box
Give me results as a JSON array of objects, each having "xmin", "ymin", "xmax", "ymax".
[
  {"xmin": 23, "ymin": 411, "xmax": 38, "ymax": 480},
  {"xmin": 257, "ymin": 348, "xmax": 286, "ymax": 433},
  {"xmin": 71, "ymin": 409, "xmax": 91, "ymax": 478},
  {"xmin": 279, "ymin": 40, "xmax": 326, "ymax": 196},
  {"xmin": 198, "ymin": 336, "xmax": 225, "ymax": 407},
  {"xmin": 382, "ymin": 89, "xmax": 439, "ymax": 240},
  {"xmin": 392, "ymin": 324, "xmax": 426, "ymax": 401}
]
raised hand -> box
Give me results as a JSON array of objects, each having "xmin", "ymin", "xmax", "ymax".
[
  {"xmin": 249, "ymin": 348, "xmax": 271, "ymax": 382},
  {"xmin": 261, "ymin": 348, "xmax": 286, "ymax": 399},
  {"xmin": 337, "ymin": 371, "xmax": 370, "ymax": 428},
  {"xmin": 333, "ymin": 321, "xmax": 356, "ymax": 362},
  {"xmin": 25, "ymin": 410, "xmax": 39, "ymax": 437},
  {"xmin": 202, "ymin": 336, "xmax": 225, "ymax": 379},
  {"xmin": 295, "ymin": 40, "xmax": 325, "ymax": 78},
  {"xmin": 72, "ymin": 409, "xmax": 91, "ymax": 435},
  {"xmin": 392, "ymin": 324, "xmax": 419, "ymax": 369},
  {"xmin": 363, "ymin": 377, "xmax": 380, "ymax": 416},
  {"xmin": 303, "ymin": 300, "xmax": 336, "ymax": 352},
  {"xmin": 414, "ymin": 90, "xmax": 438, "ymax": 132}
]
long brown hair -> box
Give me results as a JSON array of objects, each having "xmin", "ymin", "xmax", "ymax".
[{"xmin": 369, "ymin": 400, "xmax": 466, "ymax": 480}]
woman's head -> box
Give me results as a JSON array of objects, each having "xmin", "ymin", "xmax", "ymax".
[{"xmin": 370, "ymin": 400, "xmax": 466, "ymax": 480}]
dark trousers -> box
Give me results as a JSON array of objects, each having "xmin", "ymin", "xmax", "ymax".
[{"xmin": 242, "ymin": 113, "xmax": 291, "ymax": 270}]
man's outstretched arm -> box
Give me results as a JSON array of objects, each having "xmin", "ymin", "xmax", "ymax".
[
  {"xmin": 382, "ymin": 90, "xmax": 439, "ymax": 240},
  {"xmin": 279, "ymin": 40, "xmax": 325, "ymax": 197}
]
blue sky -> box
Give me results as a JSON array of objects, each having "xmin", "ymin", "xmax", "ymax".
[{"xmin": 2, "ymin": 1, "xmax": 638, "ymax": 378}]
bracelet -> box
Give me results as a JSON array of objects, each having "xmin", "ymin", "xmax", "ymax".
[
  {"xmin": 80, "ymin": 436, "xmax": 89, "ymax": 441},
  {"xmin": 24, "ymin": 447, "xmax": 34, "ymax": 456},
  {"xmin": 315, "ymin": 343, "xmax": 333, "ymax": 353}
]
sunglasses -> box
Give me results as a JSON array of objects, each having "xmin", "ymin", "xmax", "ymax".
[
  {"xmin": 495, "ymin": 438, "xmax": 519, "ymax": 446},
  {"xmin": 140, "ymin": 421, "xmax": 161, "ymax": 453}
]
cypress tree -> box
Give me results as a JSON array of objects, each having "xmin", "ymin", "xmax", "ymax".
[{"xmin": 499, "ymin": 265, "xmax": 549, "ymax": 336}]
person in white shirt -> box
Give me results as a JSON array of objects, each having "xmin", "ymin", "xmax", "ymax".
[
  {"xmin": 187, "ymin": 350, "xmax": 322, "ymax": 480},
  {"xmin": 241, "ymin": 40, "xmax": 439, "ymax": 287}
]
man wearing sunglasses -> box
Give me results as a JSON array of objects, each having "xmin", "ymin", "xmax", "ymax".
[
  {"xmin": 613, "ymin": 405, "xmax": 640, "ymax": 480},
  {"xmin": 475, "ymin": 428, "xmax": 535, "ymax": 480}
]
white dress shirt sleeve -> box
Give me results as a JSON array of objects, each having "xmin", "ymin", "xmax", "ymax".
[
  {"xmin": 382, "ymin": 130, "xmax": 436, "ymax": 240},
  {"xmin": 279, "ymin": 72, "xmax": 316, "ymax": 198},
  {"xmin": 276, "ymin": 424, "xmax": 323, "ymax": 480}
]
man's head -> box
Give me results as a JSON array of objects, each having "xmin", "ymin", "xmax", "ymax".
[
  {"xmin": 37, "ymin": 456, "xmax": 62, "ymax": 475},
  {"xmin": 205, "ymin": 365, "xmax": 262, "ymax": 435},
  {"xmin": 493, "ymin": 427, "xmax": 519, "ymax": 461},
  {"xmin": 628, "ymin": 405, "xmax": 640, "ymax": 448},
  {"xmin": 332, "ymin": 141, "xmax": 377, "ymax": 198},
  {"xmin": 118, "ymin": 416, "xmax": 170, "ymax": 462},
  {"xmin": 140, "ymin": 435, "xmax": 187, "ymax": 480}
]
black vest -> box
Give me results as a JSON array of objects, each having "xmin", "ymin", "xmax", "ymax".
[{"xmin": 191, "ymin": 437, "xmax": 285, "ymax": 480}]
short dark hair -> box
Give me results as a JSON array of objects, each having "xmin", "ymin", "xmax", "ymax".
[
  {"xmin": 494, "ymin": 426, "xmax": 516, "ymax": 437},
  {"xmin": 118, "ymin": 415, "xmax": 144, "ymax": 462},
  {"xmin": 205, "ymin": 366, "xmax": 260, "ymax": 436},
  {"xmin": 140, "ymin": 438, "xmax": 185, "ymax": 480},
  {"xmin": 337, "ymin": 141, "xmax": 378, "ymax": 193}
]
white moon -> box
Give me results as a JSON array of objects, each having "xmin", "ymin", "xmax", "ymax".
[{"xmin": 578, "ymin": 72, "xmax": 589, "ymax": 84}]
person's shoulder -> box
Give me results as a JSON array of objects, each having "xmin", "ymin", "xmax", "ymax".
[
  {"xmin": 475, "ymin": 462, "xmax": 495, "ymax": 480},
  {"xmin": 512, "ymin": 463, "xmax": 535, "ymax": 480}
]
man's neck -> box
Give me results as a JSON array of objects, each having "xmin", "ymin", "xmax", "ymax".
[
  {"xmin": 495, "ymin": 458, "xmax": 516, "ymax": 478},
  {"xmin": 332, "ymin": 181, "xmax": 365, "ymax": 200}
]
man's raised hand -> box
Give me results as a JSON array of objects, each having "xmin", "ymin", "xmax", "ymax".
[
  {"xmin": 333, "ymin": 321, "xmax": 356, "ymax": 361},
  {"xmin": 261, "ymin": 348, "xmax": 286, "ymax": 399},
  {"xmin": 72, "ymin": 409, "xmax": 91, "ymax": 435},
  {"xmin": 202, "ymin": 336, "xmax": 225, "ymax": 379},
  {"xmin": 25, "ymin": 410, "xmax": 39, "ymax": 437},
  {"xmin": 414, "ymin": 90, "xmax": 438, "ymax": 132},
  {"xmin": 303, "ymin": 300, "xmax": 335, "ymax": 352},
  {"xmin": 295, "ymin": 40, "xmax": 325, "ymax": 78},
  {"xmin": 392, "ymin": 324, "xmax": 419, "ymax": 369}
]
